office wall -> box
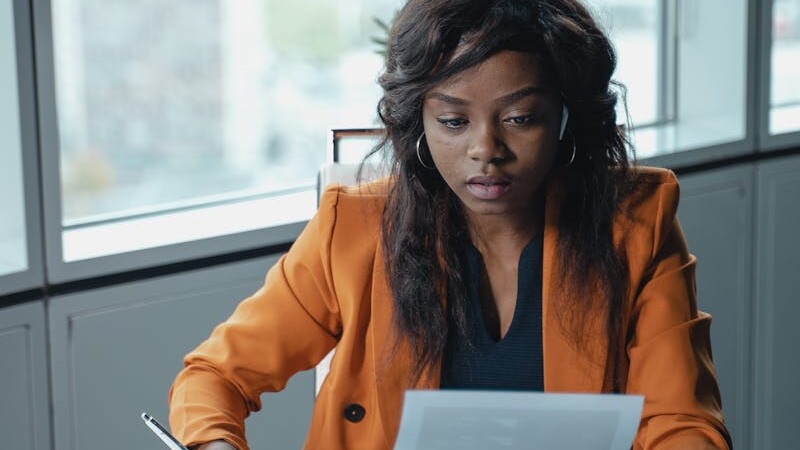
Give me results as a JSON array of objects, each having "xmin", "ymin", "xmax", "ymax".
[
  {"xmin": 45, "ymin": 256, "xmax": 314, "ymax": 450},
  {"xmin": 0, "ymin": 301, "xmax": 51, "ymax": 450},
  {"xmin": 675, "ymin": 152, "xmax": 800, "ymax": 449},
  {"xmin": 678, "ymin": 165, "xmax": 754, "ymax": 449},
  {"xmin": 752, "ymin": 155, "xmax": 800, "ymax": 450}
]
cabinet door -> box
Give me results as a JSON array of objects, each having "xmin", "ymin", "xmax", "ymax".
[
  {"xmin": 49, "ymin": 256, "xmax": 314, "ymax": 450},
  {"xmin": 754, "ymin": 155, "xmax": 800, "ymax": 450},
  {"xmin": 0, "ymin": 301, "xmax": 51, "ymax": 450},
  {"xmin": 678, "ymin": 166, "xmax": 754, "ymax": 450}
]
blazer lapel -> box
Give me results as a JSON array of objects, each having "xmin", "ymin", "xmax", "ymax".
[
  {"xmin": 370, "ymin": 242, "xmax": 438, "ymax": 448},
  {"xmin": 542, "ymin": 173, "xmax": 607, "ymax": 393}
]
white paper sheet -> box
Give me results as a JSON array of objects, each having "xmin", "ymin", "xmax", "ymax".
[{"xmin": 393, "ymin": 391, "xmax": 644, "ymax": 450}]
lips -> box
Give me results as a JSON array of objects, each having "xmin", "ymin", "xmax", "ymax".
[{"xmin": 466, "ymin": 175, "xmax": 511, "ymax": 200}]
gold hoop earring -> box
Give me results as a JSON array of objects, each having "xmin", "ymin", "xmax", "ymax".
[
  {"xmin": 563, "ymin": 130, "xmax": 576, "ymax": 168},
  {"xmin": 416, "ymin": 133, "xmax": 435, "ymax": 169}
]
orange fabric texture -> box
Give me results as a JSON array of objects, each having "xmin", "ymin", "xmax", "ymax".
[{"xmin": 169, "ymin": 167, "xmax": 731, "ymax": 450}]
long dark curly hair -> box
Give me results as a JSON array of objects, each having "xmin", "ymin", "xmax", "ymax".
[{"xmin": 367, "ymin": 0, "xmax": 636, "ymax": 386}]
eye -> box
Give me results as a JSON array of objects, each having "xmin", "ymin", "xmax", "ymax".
[
  {"xmin": 504, "ymin": 114, "xmax": 537, "ymax": 126},
  {"xmin": 437, "ymin": 117, "xmax": 468, "ymax": 129}
]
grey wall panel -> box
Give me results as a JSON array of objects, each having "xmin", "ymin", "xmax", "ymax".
[
  {"xmin": 0, "ymin": 300, "xmax": 51, "ymax": 450},
  {"xmin": 677, "ymin": 166, "xmax": 754, "ymax": 450},
  {"xmin": 754, "ymin": 155, "xmax": 800, "ymax": 450},
  {"xmin": 48, "ymin": 255, "xmax": 314, "ymax": 450}
]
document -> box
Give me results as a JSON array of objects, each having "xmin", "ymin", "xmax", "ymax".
[{"xmin": 393, "ymin": 391, "xmax": 643, "ymax": 450}]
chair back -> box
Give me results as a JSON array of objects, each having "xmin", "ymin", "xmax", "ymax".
[{"xmin": 314, "ymin": 129, "xmax": 387, "ymax": 395}]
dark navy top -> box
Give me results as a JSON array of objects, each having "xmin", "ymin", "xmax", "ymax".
[{"xmin": 440, "ymin": 232, "xmax": 544, "ymax": 391}]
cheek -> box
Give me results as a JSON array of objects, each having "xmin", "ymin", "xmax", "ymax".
[
  {"xmin": 430, "ymin": 151, "xmax": 462, "ymax": 186},
  {"xmin": 528, "ymin": 146, "xmax": 559, "ymax": 180},
  {"xmin": 424, "ymin": 132, "xmax": 460, "ymax": 168},
  {"xmin": 510, "ymin": 132, "xmax": 559, "ymax": 166},
  {"xmin": 539, "ymin": 139, "xmax": 560, "ymax": 168},
  {"xmin": 427, "ymin": 142, "xmax": 468, "ymax": 193}
]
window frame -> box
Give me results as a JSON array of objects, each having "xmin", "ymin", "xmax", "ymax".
[
  {"xmin": 0, "ymin": 0, "xmax": 45, "ymax": 297},
  {"xmin": 656, "ymin": 0, "xmax": 677, "ymax": 127}
]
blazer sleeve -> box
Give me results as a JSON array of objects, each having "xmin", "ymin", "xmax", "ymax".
[
  {"xmin": 626, "ymin": 173, "xmax": 733, "ymax": 450},
  {"xmin": 168, "ymin": 188, "xmax": 344, "ymax": 450}
]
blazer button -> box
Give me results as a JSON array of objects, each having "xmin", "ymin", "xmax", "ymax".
[{"xmin": 343, "ymin": 403, "xmax": 366, "ymax": 423}]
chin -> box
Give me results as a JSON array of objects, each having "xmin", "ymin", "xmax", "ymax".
[{"xmin": 465, "ymin": 203, "xmax": 513, "ymax": 216}]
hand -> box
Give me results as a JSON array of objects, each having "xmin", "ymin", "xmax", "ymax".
[{"xmin": 193, "ymin": 440, "xmax": 236, "ymax": 450}]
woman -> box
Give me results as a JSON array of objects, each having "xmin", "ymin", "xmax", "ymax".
[{"xmin": 169, "ymin": 1, "xmax": 732, "ymax": 449}]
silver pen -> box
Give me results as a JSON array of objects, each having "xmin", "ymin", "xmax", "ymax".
[{"xmin": 141, "ymin": 412, "xmax": 189, "ymax": 450}]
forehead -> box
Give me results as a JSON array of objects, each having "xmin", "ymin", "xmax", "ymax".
[{"xmin": 427, "ymin": 50, "xmax": 554, "ymax": 100}]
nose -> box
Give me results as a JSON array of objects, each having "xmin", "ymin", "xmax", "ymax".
[{"xmin": 466, "ymin": 125, "xmax": 507, "ymax": 163}]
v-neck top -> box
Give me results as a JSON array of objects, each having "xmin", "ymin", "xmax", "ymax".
[{"xmin": 440, "ymin": 232, "xmax": 544, "ymax": 391}]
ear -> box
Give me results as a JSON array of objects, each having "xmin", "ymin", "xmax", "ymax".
[{"xmin": 559, "ymin": 104, "xmax": 569, "ymax": 141}]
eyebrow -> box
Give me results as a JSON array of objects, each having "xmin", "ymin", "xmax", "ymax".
[
  {"xmin": 426, "ymin": 91, "xmax": 470, "ymax": 106},
  {"xmin": 496, "ymin": 86, "xmax": 550, "ymax": 106},
  {"xmin": 426, "ymin": 85, "xmax": 549, "ymax": 107}
]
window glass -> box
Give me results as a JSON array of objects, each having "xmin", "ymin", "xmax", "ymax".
[
  {"xmin": 585, "ymin": 0, "xmax": 660, "ymax": 127},
  {"xmin": 588, "ymin": 0, "xmax": 752, "ymax": 159},
  {"xmin": 771, "ymin": 0, "xmax": 800, "ymax": 134},
  {"xmin": 0, "ymin": 0, "xmax": 28, "ymax": 277},
  {"xmin": 52, "ymin": 0, "xmax": 402, "ymax": 225}
]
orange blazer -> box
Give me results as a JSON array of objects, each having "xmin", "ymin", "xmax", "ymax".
[{"xmin": 169, "ymin": 167, "xmax": 731, "ymax": 450}]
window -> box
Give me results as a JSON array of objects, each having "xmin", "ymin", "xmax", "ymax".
[
  {"xmin": 771, "ymin": 0, "xmax": 800, "ymax": 134},
  {"xmin": 0, "ymin": 0, "xmax": 27, "ymax": 277},
  {"xmin": 47, "ymin": 0, "xmax": 403, "ymax": 263},
  {"xmin": 53, "ymin": 0, "xmax": 401, "ymax": 224},
  {"xmin": 590, "ymin": 0, "xmax": 749, "ymax": 160},
  {"xmin": 23, "ymin": 0, "xmax": 787, "ymax": 281},
  {"xmin": 586, "ymin": 0, "xmax": 661, "ymax": 127}
]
